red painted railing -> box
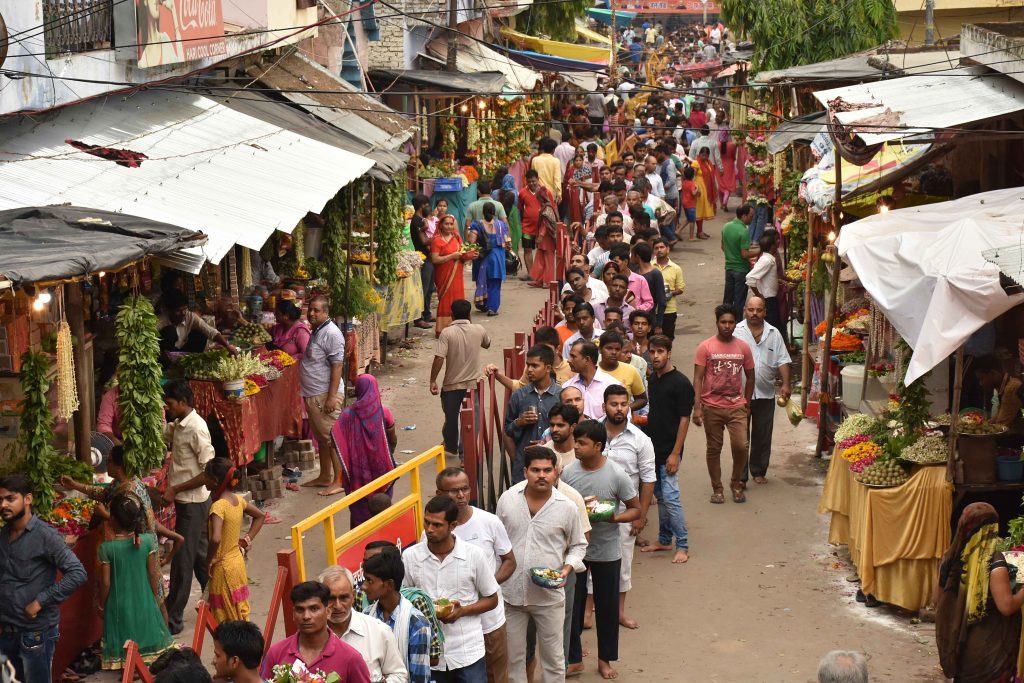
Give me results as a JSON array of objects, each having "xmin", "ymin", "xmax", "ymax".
[
  {"xmin": 120, "ymin": 642, "xmax": 154, "ymax": 683},
  {"xmin": 461, "ymin": 225, "xmax": 568, "ymax": 512}
]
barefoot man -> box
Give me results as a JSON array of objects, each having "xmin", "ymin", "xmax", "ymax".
[{"xmin": 640, "ymin": 334, "xmax": 694, "ymax": 563}]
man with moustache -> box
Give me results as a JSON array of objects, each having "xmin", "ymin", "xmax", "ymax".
[{"xmin": 0, "ymin": 474, "xmax": 87, "ymax": 683}]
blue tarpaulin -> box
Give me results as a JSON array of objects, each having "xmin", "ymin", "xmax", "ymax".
[{"xmin": 586, "ymin": 8, "xmax": 636, "ymax": 29}]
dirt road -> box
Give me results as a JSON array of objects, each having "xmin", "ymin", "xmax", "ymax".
[{"xmin": 84, "ymin": 213, "xmax": 946, "ymax": 682}]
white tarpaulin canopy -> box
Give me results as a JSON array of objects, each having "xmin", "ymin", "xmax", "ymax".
[{"xmin": 836, "ymin": 187, "xmax": 1024, "ymax": 385}]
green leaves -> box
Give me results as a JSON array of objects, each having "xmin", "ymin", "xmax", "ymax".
[
  {"xmin": 519, "ymin": 0, "xmax": 590, "ymax": 42},
  {"xmin": 725, "ymin": 0, "xmax": 899, "ymax": 72},
  {"xmin": 373, "ymin": 178, "xmax": 405, "ymax": 287},
  {"xmin": 115, "ymin": 296, "xmax": 166, "ymax": 478},
  {"xmin": 17, "ymin": 351, "xmax": 58, "ymax": 516}
]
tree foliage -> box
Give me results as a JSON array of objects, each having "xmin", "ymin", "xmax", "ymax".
[
  {"xmin": 518, "ymin": 0, "xmax": 591, "ymax": 42},
  {"xmin": 721, "ymin": 0, "xmax": 899, "ymax": 72}
]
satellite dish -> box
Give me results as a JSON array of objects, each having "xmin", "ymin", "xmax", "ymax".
[{"xmin": 90, "ymin": 432, "xmax": 115, "ymax": 472}]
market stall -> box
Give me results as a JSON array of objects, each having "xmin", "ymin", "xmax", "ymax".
[
  {"xmin": 819, "ymin": 446, "xmax": 952, "ymax": 610},
  {"xmin": 0, "ymin": 207, "xmax": 205, "ymax": 679}
]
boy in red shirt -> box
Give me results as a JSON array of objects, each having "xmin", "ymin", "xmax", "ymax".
[{"xmin": 679, "ymin": 166, "xmax": 699, "ymax": 241}]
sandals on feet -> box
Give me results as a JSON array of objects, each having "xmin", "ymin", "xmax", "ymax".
[
  {"xmin": 732, "ymin": 487, "xmax": 746, "ymax": 503},
  {"xmin": 710, "ymin": 491, "xmax": 725, "ymax": 504}
]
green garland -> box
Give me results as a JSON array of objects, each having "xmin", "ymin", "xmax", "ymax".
[
  {"xmin": 323, "ymin": 186, "xmax": 379, "ymax": 320},
  {"xmin": 116, "ymin": 296, "xmax": 166, "ymax": 478},
  {"xmin": 374, "ymin": 178, "xmax": 404, "ymax": 286},
  {"xmin": 17, "ymin": 351, "xmax": 58, "ymax": 515}
]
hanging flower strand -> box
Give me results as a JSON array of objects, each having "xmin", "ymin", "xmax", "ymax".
[{"xmin": 56, "ymin": 321, "xmax": 79, "ymax": 420}]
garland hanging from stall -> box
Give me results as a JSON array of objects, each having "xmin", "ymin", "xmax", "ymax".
[
  {"xmin": 16, "ymin": 351, "xmax": 58, "ymax": 515},
  {"xmin": 373, "ymin": 177, "xmax": 405, "ymax": 287},
  {"xmin": 115, "ymin": 295, "xmax": 167, "ymax": 477}
]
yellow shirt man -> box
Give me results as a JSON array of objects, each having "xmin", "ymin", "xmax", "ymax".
[
  {"xmin": 657, "ymin": 259, "xmax": 686, "ymax": 315},
  {"xmin": 532, "ymin": 153, "xmax": 563, "ymax": 203},
  {"xmin": 601, "ymin": 361, "xmax": 646, "ymax": 402}
]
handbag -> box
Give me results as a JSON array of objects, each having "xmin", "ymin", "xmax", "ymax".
[{"xmin": 505, "ymin": 249, "xmax": 521, "ymax": 276}]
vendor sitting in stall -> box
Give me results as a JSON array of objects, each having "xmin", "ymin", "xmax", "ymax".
[
  {"xmin": 972, "ymin": 355, "xmax": 1024, "ymax": 433},
  {"xmin": 158, "ymin": 290, "xmax": 239, "ymax": 356}
]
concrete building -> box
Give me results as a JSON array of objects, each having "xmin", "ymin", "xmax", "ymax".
[
  {"xmin": 0, "ymin": 0, "xmax": 317, "ymax": 114},
  {"xmin": 894, "ymin": 0, "xmax": 1024, "ymax": 45}
]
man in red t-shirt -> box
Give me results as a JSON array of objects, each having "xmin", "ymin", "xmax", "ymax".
[
  {"xmin": 517, "ymin": 168, "xmax": 552, "ymax": 282},
  {"xmin": 692, "ymin": 304, "xmax": 755, "ymax": 504}
]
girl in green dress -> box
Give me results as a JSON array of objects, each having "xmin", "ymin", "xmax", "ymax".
[{"xmin": 99, "ymin": 494, "xmax": 176, "ymax": 669}]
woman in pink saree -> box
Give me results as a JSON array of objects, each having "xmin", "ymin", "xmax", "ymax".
[{"xmin": 327, "ymin": 375, "xmax": 398, "ymax": 527}]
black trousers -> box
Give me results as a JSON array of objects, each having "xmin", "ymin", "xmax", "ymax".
[
  {"xmin": 743, "ymin": 398, "xmax": 776, "ymax": 481},
  {"xmin": 440, "ymin": 389, "xmax": 467, "ymax": 454},
  {"xmin": 661, "ymin": 312, "xmax": 678, "ymax": 339},
  {"xmin": 420, "ymin": 257, "xmax": 435, "ymax": 321},
  {"xmin": 569, "ymin": 558, "xmax": 621, "ymax": 664},
  {"xmin": 166, "ymin": 497, "xmax": 211, "ymax": 631},
  {"xmin": 723, "ymin": 271, "xmax": 747, "ymax": 317},
  {"xmin": 764, "ymin": 296, "xmax": 789, "ymax": 347}
]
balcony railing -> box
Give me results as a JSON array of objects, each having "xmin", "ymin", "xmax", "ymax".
[{"xmin": 43, "ymin": 0, "xmax": 113, "ymax": 58}]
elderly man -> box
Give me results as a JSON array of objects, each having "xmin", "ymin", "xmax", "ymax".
[
  {"xmin": 817, "ymin": 651, "xmax": 868, "ymax": 683},
  {"xmin": 320, "ymin": 566, "xmax": 409, "ymax": 683},
  {"xmin": 734, "ymin": 297, "xmax": 791, "ymax": 486},
  {"xmin": 300, "ymin": 296, "xmax": 348, "ymax": 493}
]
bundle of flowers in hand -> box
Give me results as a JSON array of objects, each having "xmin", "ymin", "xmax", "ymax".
[
  {"xmin": 843, "ymin": 441, "xmax": 881, "ymax": 474},
  {"xmin": 271, "ymin": 662, "xmax": 340, "ymax": 683}
]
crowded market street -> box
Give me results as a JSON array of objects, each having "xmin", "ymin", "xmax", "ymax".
[{"xmin": 76, "ymin": 215, "xmax": 943, "ymax": 683}]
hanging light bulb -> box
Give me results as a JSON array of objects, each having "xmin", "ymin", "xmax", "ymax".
[
  {"xmin": 98, "ymin": 271, "xmax": 106, "ymax": 278},
  {"xmin": 478, "ymin": 100, "xmax": 487, "ymax": 110},
  {"xmin": 879, "ymin": 205, "xmax": 890, "ymax": 214},
  {"xmin": 37, "ymin": 290, "xmax": 52, "ymax": 305},
  {"xmin": 827, "ymin": 230, "xmax": 836, "ymax": 243},
  {"xmin": 460, "ymin": 104, "xmax": 469, "ymax": 113},
  {"xmin": 32, "ymin": 297, "xmax": 45, "ymax": 312}
]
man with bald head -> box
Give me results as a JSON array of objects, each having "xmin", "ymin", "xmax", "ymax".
[
  {"xmin": 560, "ymin": 386, "xmax": 589, "ymax": 420},
  {"xmin": 733, "ymin": 296, "xmax": 791, "ymax": 485}
]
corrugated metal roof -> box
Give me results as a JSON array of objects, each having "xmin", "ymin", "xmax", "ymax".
[
  {"xmin": 813, "ymin": 67, "xmax": 1024, "ymax": 145},
  {"xmin": 755, "ymin": 51, "xmax": 880, "ymax": 84},
  {"xmin": 0, "ymin": 90, "xmax": 374, "ymax": 264},
  {"xmin": 247, "ymin": 53, "xmax": 415, "ymax": 149}
]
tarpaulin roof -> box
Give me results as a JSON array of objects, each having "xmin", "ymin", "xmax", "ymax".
[
  {"xmin": 586, "ymin": 7, "xmax": 636, "ymax": 28},
  {"xmin": 499, "ymin": 27, "xmax": 611, "ymax": 63},
  {"xmin": 835, "ymin": 187, "xmax": 1024, "ymax": 385},
  {"xmin": 368, "ymin": 69, "xmax": 508, "ymax": 94},
  {"xmin": 488, "ymin": 43, "xmax": 608, "ymax": 73},
  {"xmin": 0, "ymin": 206, "xmax": 205, "ymax": 285},
  {"xmin": 425, "ymin": 37, "xmax": 542, "ymax": 90},
  {"xmin": 767, "ymin": 112, "xmax": 828, "ymax": 154}
]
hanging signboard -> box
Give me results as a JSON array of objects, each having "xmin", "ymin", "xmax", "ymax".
[
  {"xmin": 609, "ymin": 0, "xmax": 719, "ymax": 14},
  {"xmin": 115, "ymin": 0, "xmax": 227, "ymax": 69}
]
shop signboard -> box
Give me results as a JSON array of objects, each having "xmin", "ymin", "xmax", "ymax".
[
  {"xmin": 609, "ymin": 0, "xmax": 719, "ymax": 14},
  {"xmin": 115, "ymin": 0, "xmax": 227, "ymax": 68}
]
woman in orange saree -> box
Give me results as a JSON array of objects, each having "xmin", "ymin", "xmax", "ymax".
[{"xmin": 430, "ymin": 214, "xmax": 467, "ymax": 336}]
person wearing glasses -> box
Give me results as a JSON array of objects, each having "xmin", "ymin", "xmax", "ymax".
[{"xmin": 435, "ymin": 468, "xmax": 516, "ymax": 683}]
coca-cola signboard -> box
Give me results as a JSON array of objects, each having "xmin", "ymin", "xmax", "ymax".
[{"xmin": 131, "ymin": 0, "xmax": 227, "ymax": 68}]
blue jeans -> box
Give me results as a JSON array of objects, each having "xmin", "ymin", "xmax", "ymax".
[
  {"xmin": 655, "ymin": 464, "xmax": 688, "ymax": 549},
  {"xmin": 431, "ymin": 656, "xmax": 487, "ymax": 682},
  {"xmin": 749, "ymin": 204, "xmax": 772, "ymax": 243},
  {"xmin": 0, "ymin": 625, "xmax": 59, "ymax": 683},
  {"xmin": 723, "ymin": 270, "xmax": 747, "ymax": 316}
]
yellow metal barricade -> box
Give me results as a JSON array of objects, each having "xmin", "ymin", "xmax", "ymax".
[{"xmin": 290, "ymin": 445, "xmax": 446, "ymax": 582}]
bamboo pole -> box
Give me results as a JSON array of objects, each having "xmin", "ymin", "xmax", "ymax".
[
  {"xmin": 947, "ymin": 347, "xmax": 965, "ymax": 483},
  {"xmin": 815, "ymin": 152, "xmax": 843, "ymax": 458},
  {"xmin": 800, "ymin": 217, "xmax": 815, "ymax": 413}
]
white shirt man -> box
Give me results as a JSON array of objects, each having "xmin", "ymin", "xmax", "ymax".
[
  {"xmin": 497, "ymin": 456, "xmax": 587, "ymax": 683},
  {"xmin": 745, "ymin": 252, "xmax": 779, "ymax": 298},
  {"xmin": 644, "ymin": 171, "xmax": 666, "ymax": 199},
  {"xmin": 403, "ymin": 534, "xmax": 500, "ymax": 675},
  {"xmin": 560, "ymin": 276, "xmax": 609, "ymax": 302}
]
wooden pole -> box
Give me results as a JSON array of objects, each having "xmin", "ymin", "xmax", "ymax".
[
  {"xmin": 815, "ymin": 151, "xmax": 843, "ymax": 458},
  {"xmin": 947, "ymin": 347, "xmax": 965, "ymax": 483},
  {"xmin": 800, "ymin": 217, "xmax": 815, "ymax": 413},
  {"xmin": 64, "ymin": 283, "xmax": 91, "ymax": 463}
]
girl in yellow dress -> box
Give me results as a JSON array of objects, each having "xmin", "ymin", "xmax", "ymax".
[
  {"xmin": 204, "ymin": 457, "xmax": 266, "ymax": 622},
  {"xmin": 693, "ymin": 146, "xmax": 719, "ymax": 240}
]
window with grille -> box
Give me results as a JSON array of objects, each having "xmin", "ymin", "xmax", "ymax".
[{"xmin": 43, "ymin": 0, "xmax": 113, "ymax": 57}]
